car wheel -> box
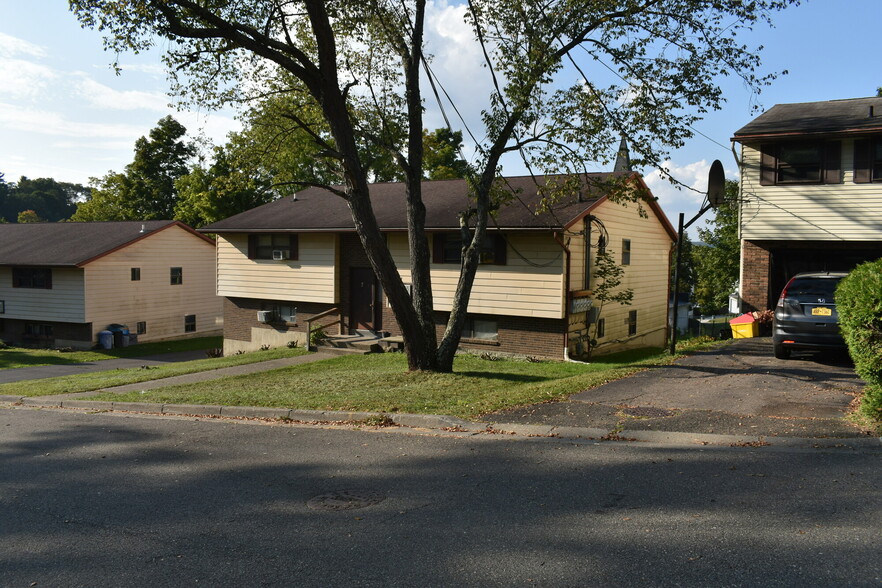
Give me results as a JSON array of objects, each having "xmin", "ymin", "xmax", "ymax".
[{"xmin": 773, "ymin": 342, "xmax": 791, "ymax": 360}]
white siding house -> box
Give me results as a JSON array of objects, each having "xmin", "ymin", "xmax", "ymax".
[
  {"xmin": 0, "ymin": 221, "xmax": 222, "ymax": 348},
  {"xmin": 733, "ymin": 97, "xmax": 882, "ymax": 311}
]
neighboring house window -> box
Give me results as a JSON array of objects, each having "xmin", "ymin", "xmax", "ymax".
[
  {"xmin": 12, "ymin": 268, "xmax": 52, "ymax": 289},
  {"xmin": 131, "ymin": 268, "xmax": 140, "ymax": 281},
  {"xmin": 261, "ymin": 302, "xmax": 297, "ymax": 324},
  {"xmin": 25, "ymin": 323, "xmax": 53, "ymax": 338},
  {"xmin": 852, "ymin": 137, "xmax": 882, "ymax": 183},
  {"xmin": 184, "ymin": 314, "xmax": 196, "ymax": 333},
  {"xmin": 433, "ymin": 233, "xmax": 507, "ymax": 265},
  {"xmin": 136, "ymin": 321, "xmax": 147, "ymax": 335},
  {"xmin": 628, "ymin": 310, "xmax": 638, "ymax": 336},
  {"xmin": 463, "ymin": 317, "xmax": 498, "ymax": 341},
  {"xmin": 596, "ymin": 318, "xmax": 605, "ymax": 339},
  {"xmin": 170, "ymin": 267, "xmax": 183, "ymax": 285},
  {"xmin": 760, "ymin": 141, "xmax": 841, "ymax": 185},
  {"xmin": 248, "ymin": 234, "xmax": 299, "ymax": 260},
  {"xmin": 622, "ymin": 239, "xmax": 631, "ymax": 266},
  {"xmin": 0, "ymin": 300, "xmax": 5, "ymax": 314}
]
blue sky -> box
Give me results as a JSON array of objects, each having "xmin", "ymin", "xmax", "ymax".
[{"xmin": 1, "ymin": 1, "xmax": 879, "ymax": 233}]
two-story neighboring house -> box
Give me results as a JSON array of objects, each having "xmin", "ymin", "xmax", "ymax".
[
  {"xmin": 0, "ymin": 220, "xmax": 223, "ymax": 348},
  {"xmin": 200, "ymin": 174, "xmax": 676, "ymax": 360},
  {"xmin": 732, "ymin": 97, "xmax": 882, "ymax": 311}
]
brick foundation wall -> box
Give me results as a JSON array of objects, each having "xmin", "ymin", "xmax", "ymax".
[
  {"xmin": 740, "ymin": 240, "xmax": 771, "ymax": 312},
  {"xmin": 379, "ymin": 308, "xmax": 566, "ymax": 359},
  {"xmin": 223, "ymin": 297, "xmax": 341, "ymax": 342},
  {"xmin": 0, "ymin": 318, "xmax": 93, "ymax": 348}
]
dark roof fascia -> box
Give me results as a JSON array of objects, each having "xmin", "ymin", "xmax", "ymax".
[
  {"xmin": 732, "ymin": 127, "xmax": 882, "ymax": 142},
  {"xmin": 0, "ymin": 263, "xmax": 80, "ymax": 269},
  {"xmin": 206, "ymin": 226, "xmax": 570, "ymax": 235},
  {"xmin": 76, "ymin": 221, "xmax": 214, "ymax": 267}
]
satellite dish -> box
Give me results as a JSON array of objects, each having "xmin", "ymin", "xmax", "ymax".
[{"xmin": 707, "ymin": 159, "xmax": 725, "ymax": 208}]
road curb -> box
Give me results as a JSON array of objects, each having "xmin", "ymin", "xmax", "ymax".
[{"xmin": 3, "ymin": 396, "xmax": 880, "ymax": 449}]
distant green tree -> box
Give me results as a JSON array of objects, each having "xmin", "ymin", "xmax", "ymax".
[
  {"xmin": 17, "ymin": 209, "xmax": 43, "ymax": 223},
  {"xmin": 0, "ymin": 175, "xmax": 86, "ymax": 222},
  {"xmin": 692, "ymin": 180, "xmax": 740, "ymax": 314},
  {"xmin": 422, "ymin": 129, "xmax": 471, "ymax": 180},
  {"xmin": 73, "ymin": 116, "xmax": 195, "ymax": 221},
  {"xmin": 175, "ymin": 146, "xmax": 276, "ymax": 228}
]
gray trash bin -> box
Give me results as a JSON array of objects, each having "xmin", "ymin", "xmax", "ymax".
[{"xmin": 98, "ymin": 330, "xmax": 113, "ymax": 350}]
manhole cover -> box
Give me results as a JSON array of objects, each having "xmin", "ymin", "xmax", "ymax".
[
  {"xmin": 620, "ymin": 406, "xmax": 675, "ymax": 418},
  {"xmin": 307, "ymin": 489, "xmax": 386, "ymax": 511}
]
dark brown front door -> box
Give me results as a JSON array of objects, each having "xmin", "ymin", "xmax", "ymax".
[{"xmin": 350, "ymin": 267, "xmax": 378, "ymax": 331}]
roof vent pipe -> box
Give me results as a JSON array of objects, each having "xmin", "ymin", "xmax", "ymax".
[{"xmin": 870, "ymin": 105, "xmax": 875, "ymax": 118}]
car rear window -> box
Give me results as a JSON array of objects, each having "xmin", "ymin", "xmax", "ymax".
[{"xmin": 786, "ymin": 277, "xmax": 842, "ymax": 301}]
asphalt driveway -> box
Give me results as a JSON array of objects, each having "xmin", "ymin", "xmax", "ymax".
[{"xmin": 491, "ymin": 337, "xmax": 869, "ymax": 439}]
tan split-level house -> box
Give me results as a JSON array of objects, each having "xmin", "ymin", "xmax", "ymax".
[
  {"xmin": 201, "ymin": 174, "xmax": 676, "ymax": 360},
  {"xmin": 732, "ymin": 96, "xmax": 882, "ymax": 311},
  {"xmin": 0, "ymin": 220, "xmax": 223, "ymax": 348}
]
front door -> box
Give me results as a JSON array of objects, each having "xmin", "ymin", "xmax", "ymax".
[{"xmin": 350, "ymin": 267, "xmax": 378, "ymax": 331}]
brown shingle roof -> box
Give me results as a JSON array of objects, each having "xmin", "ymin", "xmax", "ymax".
[
  {"xmin": 201, "ymin": 173, "xmax": 643, "ymax": 233},
  {"xmin": 733, "ymin": 97, "xmax": 882, "ymax": 140},
  {"xmin": 0, "ymin": 220, "xmax": 207, "ymax": 267}
]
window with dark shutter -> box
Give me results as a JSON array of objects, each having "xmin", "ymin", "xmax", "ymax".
[
  {"xmin": 760, "ymin": 144, "xmax": 778, "ymax": 186},
  {"xmin": 432, "ymin": 233, "xmax": 507, "ymax": 265},
  {"xmin": 248, "ymin": 234, "xmax": 299, "ymax": 260},
  {"xmin": 852, "ymin": 137, "xmax": 882, "ymax": 183},
  {"xmin": 760, "ymin": 141, "xmax": 841, "ymax": 185}
]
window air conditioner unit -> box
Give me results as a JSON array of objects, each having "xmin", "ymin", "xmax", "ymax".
[
  {"xmin": 272, "ymin": 249, "xmax": 290, "ymax": 260},
  {"xmin": 257, "ymin": 310, "xmax": 274, "ymax": 323}
]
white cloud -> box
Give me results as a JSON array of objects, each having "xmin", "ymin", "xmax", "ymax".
[
  {"xmin": 74, "ymin": 77, "xmax": 171, "ymax": 111},
  {"xmin": 421, "ymin": 0, "xmax": 493, "ymax": 136},
  {"xmin": 0, "ymin": 102, "xmax": 147, "ymax": 139},
  {"xmin": 0, "ymin": 32, "xmax": 46, "ymax": 58},
  {"xmin": 0, "ymin": 58, "xmax": 56, "ymax": 100}
]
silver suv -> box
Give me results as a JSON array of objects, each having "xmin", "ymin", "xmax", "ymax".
[{"xmin": 772, "ymin": 271, "xmax": 848, "ymax": 360}]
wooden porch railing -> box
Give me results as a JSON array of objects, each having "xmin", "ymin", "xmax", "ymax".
[{"xmin": 305, "ymin": 307, "xmax": 344, "ymax": 350}]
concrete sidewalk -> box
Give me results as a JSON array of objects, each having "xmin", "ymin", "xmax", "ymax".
[{"xmin": 0, "ymin": 349, "xmax": 210, "ymax": 384}]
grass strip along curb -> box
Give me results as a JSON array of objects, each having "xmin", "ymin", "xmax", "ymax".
[
  {"xmin": 86, "ymin": 340, "xmax": 724, "ymax": 420},
  {"xmin": 0, "ymin": 346, "xmax": 310, "ymax": 397}
]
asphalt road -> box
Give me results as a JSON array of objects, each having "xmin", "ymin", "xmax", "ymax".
[{"xmin": 2, "ymin": 407, "xmax": 880, "ymax": 587}]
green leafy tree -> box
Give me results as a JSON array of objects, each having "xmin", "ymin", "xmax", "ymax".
[
  {"xmin": 423, "ymin": 128, "xmax": 470, "ymax": 180},
  {"xmin": 73, "ymin": 116, "xmax": 195, "ymax": 221},
  {"xmin": 174, "ymin": 146, "xmax": 276, "ymax": 228},
  {"xmin": 70, "ymin": 0, "xmax": 795, "ymax": 372},
  {"xmin": 0, "ymin": 176, "xmax": 86, "ymax": 222},
  {"xmin": 692, "ymin": 180, "xmax": 740, "ymax": 314},
  {"xmin": 16, "ymin": 209, "xmax": 43, "ymax": 223}
]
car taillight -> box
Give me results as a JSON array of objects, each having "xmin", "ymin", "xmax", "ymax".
[{"xmin": 776, "ymin": 278, "xmax": 795, "ymax": 309}]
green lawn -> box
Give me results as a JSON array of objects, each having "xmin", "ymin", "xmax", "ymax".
[
  {"xmin": 0, "ymin": 336, "xmax": 224, "ymax": 370},
  {"xmin": 90, "ymin": 340, "xmax": 722, "ymax": 419},
  {"xmin": 0, "ymin": 346, "xmax": 309, "ymax": 397}
]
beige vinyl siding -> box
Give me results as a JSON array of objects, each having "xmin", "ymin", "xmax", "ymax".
[
  {"xmin": 587, "ymin": 198, "xmax": 672, "ymax": 350},
  {"xmin": 216, "ymin": 233, "xmax": 337, "ymax": 303},
  {"xmin": 84, "ymin": 225, "xmax": 222, "ymax": 342},
  {"xmin": 0, "ymin": 267, "xmax": 85, "ymax": 322},
  {"xmin": 565, "ymin": 219, "xmax": 589, "ymax": 291},
  {"xmin": 740, "ymin": 141, "xmax": 882, "ymax": 241},
  {"xmin": 390, "ymin": 232, "xmax": 565, "ymax": 319}
]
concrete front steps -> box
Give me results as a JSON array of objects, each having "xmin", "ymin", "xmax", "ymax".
[{"xmin": 312, "ymin": 333, "xmax": 390, "ymax": 356}]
